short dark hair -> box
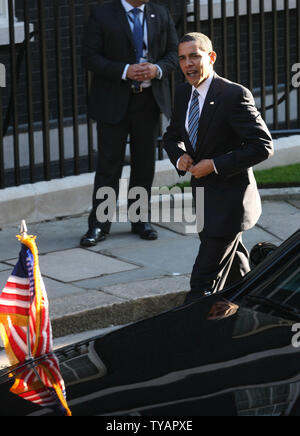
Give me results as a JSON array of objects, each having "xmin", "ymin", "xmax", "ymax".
[{"xmin": 179, "ymin": 32, "xmax": 213, "ymax": 53}]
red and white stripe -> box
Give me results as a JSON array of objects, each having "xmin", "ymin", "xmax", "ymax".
[
  {"xmin": 28, "ymin": 275, "xmax": 52, "ymax": 357},
  {"xmin": 0, "ymin": 276, "xmax": 30, "ymax": 318}
]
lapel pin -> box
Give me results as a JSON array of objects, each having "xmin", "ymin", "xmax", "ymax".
[
  {"xmin": 210, "ymin": 101, "xmax": 215, "ymax": 105},
  {"xmin": 151, "ymin": 14, "xmax": 156, "ymax": 18}
]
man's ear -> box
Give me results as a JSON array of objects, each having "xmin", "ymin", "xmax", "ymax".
[{"xmin": 209, "ymin": 51, "xmax": 217, "ymax": 65}]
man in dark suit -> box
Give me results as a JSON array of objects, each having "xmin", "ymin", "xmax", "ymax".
[
  {"xmin": 80, "ymin": 0, "xmax": 178, "ymax": 247},
  {"xmin": 163, "ymin": 33, "xmax": 274, "ymax": 303}
]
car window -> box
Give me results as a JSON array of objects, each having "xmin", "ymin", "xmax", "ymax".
[
  {"xmin": 253, "ymin": 257, "xmax": 300, "ymax": 306},
  {"xmin": 239, "ymin": 253, "xmax": 300, "ymax": 319}
]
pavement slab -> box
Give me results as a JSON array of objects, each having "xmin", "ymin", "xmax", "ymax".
[
  {"xmin": 72, "ymin": 265, "xmax": 170, "ymax": 290},
  {"xmin": 256, "ymin": 201, "xmax": 300, "ymax": 241},
  {"xmin": 242, "ymin": 225, "xmax": 283, "ymax": 249},
  {"xmin": 287, "ymin": 199, "xmax": 300, "ymax": 210},
  {"xmin": 42, "ymin": 277, "xmax": 88, "ymax": 299},
  {"xmin": 38, "ymin": 248, "xmax": 140, "ymax": 282},
  {"xmin": 0, "ymin": 263, "xmax": 11, "ymax": 272},
  {"xmin": 0, "ymin": 227, "xmax": 21, "ymax": 261},
  {"xmin": 101, "ymin": 275, "xmax": 191, "ymax": 300},
  {"xmin": 0, "ymin": 270, "xmax": 15, "ymax": 292},
  {"xmin": 101, "ymin": 236, "xmax": 200, "ymax": 276}
]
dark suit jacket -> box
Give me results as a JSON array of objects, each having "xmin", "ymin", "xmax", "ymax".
[
  {"xmin": 163, "ymin": 73, "xmax": 274, "ymax": 238},
  {"xmin": 82, "ymin": 0, "xmax": 178, "ymax": 124}
]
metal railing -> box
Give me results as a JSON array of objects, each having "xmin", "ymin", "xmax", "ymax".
[
  {"xmin": 0, "ymin": 0, "xmax": 299, "ymax": 189},
  {"xmin": 184, "ymin": 0, "xmax": 300, "ymax": 126}
]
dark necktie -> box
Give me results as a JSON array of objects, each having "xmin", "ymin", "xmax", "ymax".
[
  {"xmin": 130, "ymin": 8, "xmax": 143, "ymax": 62},
  {"xmin": 188, "ymin": 90, "xmax": 200, "ymax": 151},
  {"xmin": 130, "ymin": 8, "xmax": 143, "ymax": 90}
]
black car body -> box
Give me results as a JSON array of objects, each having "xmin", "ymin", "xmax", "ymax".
[{"xmin": 0, "ymin": 229, "xmax": 299, "ymax": 417}]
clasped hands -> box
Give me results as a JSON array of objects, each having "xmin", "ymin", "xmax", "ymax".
[
  {"xmin": 127, "ymin": 63, "xmax": 158, "ymax": 82},
  {"xmin": 178, "ymin": 154, "xmax": 215, "ymax": 179}
]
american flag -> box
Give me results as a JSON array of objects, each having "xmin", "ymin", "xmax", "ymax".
[{"xmin": 0, "ymin": 235, "xmax": 71, "ymax": 416}]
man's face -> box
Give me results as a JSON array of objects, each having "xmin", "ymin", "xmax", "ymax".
[{"xmin": 178, "ymin": 41, "xmax": 216, "ymax": 88}]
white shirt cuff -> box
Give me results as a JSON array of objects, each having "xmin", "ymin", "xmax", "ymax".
[
  {"xmin": 155, "ymin": 64, "xmax": 163, "ymax": 80},
  {"xmin": 213, "ymin": 160, "xmax": 218, "ymax": 174},
  {"xmin": 122, "ymin": 64, "xmax": 130, "ymax": 80}
]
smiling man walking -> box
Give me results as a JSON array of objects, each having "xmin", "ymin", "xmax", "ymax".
[
  {"xmin": 164, "ymin": 33, "xmax": 274, "ymax": 303},
  {"xmin": 81, "ymin": 0, "xmax": 178, "ymax": 247}
]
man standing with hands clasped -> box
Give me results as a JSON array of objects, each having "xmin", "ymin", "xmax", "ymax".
[
  {"xmin": 80, "ymin": 0, "xmax": 178, "ymax": 247},
  {"xmin": 163, "ymin": 33, "xmax": 274, "ymax": 303}
]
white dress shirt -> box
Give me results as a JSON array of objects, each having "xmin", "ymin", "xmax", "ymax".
[
  {"xmin": 185, "ymin": 71, "xmax": 214, "ymax": 133},
  {"xmin": 120, "ymin": 0, "xmax": 162, "ymax": 86},
  {"xmin": 177, "ymin": 70, "xmax": 218, "ymax": 173}
]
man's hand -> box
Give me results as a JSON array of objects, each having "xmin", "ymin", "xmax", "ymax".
[
  {"xmin": 136, "ymin": 62, "xmax": 158, "ymax": 81},
  {"xmin": 126, "ymin": 64, "xmax": 143, "ymax": 81},
  {"xmin": 189, "ymin": 159, "xmax": 215, "ymax": 179},
  {"xmin": 127, "ymin": 63, "xmax": 158, "ymax": 81},
  {"xmin": 178, "ymin": 154, "xmax": 194, "ymax": 172}
]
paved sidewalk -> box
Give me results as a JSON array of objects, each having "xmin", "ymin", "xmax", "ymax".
[{"xmin": 0, "ymin": 194, "xmax": 299, "ymax": 341}]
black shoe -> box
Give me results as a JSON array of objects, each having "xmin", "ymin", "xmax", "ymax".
[
  {"xmin": 131, "ymin": 222, "xmax": 158, "ymax": 240},
  {"xmin": 80, "ymin": 227, "xmax": 107, "ymax": 247}
]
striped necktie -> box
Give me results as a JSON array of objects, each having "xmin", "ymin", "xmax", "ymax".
[
  {"xmin": 188, "ymin": 90, "xmax": 200, "ymax": 151},
  {"xmin": 130, "ymin": 8, "xmax": 144, "ymax": 62},
  {"xmin": 130, "ymin": 8, "xmax": 143, "ymax": 90}
]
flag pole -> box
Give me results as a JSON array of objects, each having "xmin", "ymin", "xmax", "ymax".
[
  {"xmin": 18, "ymin": 223, "xmax": 40, "ymax": 375},
  {"xmin": 20, "ymin": 220, "xmax": 28, "ymax": 239},
  {"xmin": 20, "ymin": 221, "xmax": 51, "ymax": 401},
  {"xmin": 19, "ymin": 221, "xmax": 32, "ymax": 360}
]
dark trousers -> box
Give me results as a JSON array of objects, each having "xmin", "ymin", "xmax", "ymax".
[
  {"xmin": 88, "ymin": 87, "xmax": 161, "ymax": 233},
  {"xmin": 189, "ymin": 230, "xmax": 251, "ymax": 299}
]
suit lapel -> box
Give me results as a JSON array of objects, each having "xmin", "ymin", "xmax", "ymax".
[
  {"xmin": 144, "ymin": 3, "xmax": 156, "ymax": 57},
  {"xmin": 114, "ymin": 0, "xmax": 135, "ymax": 49},
  {"xmin": 195, "ymin": 73, "xmax": 222, "ymax": 158}
]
